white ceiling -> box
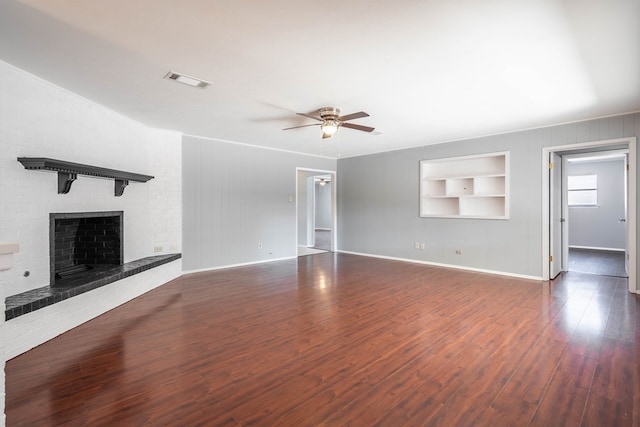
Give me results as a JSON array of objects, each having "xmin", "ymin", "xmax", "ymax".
[{"xmin": 1, "ymin": 0, "xmax": 638, "ymax": 158}]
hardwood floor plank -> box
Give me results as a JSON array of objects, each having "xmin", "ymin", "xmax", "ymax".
[
  {"xmin": 5, "ymin": 254, "xmax": 638, "ymax": 426},
  {"xmin": 406, "ymin": 351, "xmax": 516, "ymax": 426},
  {"xmin": 565, "ymin": 292, "xmax": 613, "ymax": 359},
  {"xmin": 529, "ymin": 351, "xmax": 596, "ymax": 426},
  {"xmin": 582, "ymin": 395, "xmax": 633, "ymax": 427},
  {"xmin": 591, "ymin": 338, "xmax": 634, "ymax": 402},
  {"xmin": 476, "ymin": 393, "xmax": 537, "ymax": 426},
  {"xmin": 497, "ymin": 333, "xmax": 566, "ymax": 405}
]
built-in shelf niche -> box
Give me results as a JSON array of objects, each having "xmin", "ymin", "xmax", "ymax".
[{"xmin": 420, "ymin": 152, "xmax": 509, "ymax": 219}]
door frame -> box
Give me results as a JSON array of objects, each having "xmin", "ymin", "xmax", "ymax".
[
  {"xmin": 542, "ymin": 137, "xmax": 637, "ymax": 292},
  {"xmin": 295, "ymin": 167, "xmax": 337, "ymax": 253},
  {"xmin": 549, "ymin": 151, "xmax": 564, "ymax": 278}
]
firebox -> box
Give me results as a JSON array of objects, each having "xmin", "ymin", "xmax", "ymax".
[{"xmin": 50, "ymin": 211, "xmax": 123, "ymax": 287}]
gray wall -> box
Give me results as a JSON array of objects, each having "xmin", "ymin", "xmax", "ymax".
[
  {"xmin": 337, "ymin": 113, "xmax": 640, "ymax": 278},
  {"xmin": 568, "ymin": 159, "xmax": 626, "ymax": 250},
  {"xmin": 315, "ymin": 182, "xmax": 332, "ymax": 229},
  {"xmin": 183, "ymin": 136, "xmax": 335, "ymax": 271}
]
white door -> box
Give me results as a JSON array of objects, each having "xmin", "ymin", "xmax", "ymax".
[
  {"xmin": 561, "ymin": 156, "xmax": 569, "ymax": 272},
  {"xmin": 624, "ymin": 153, "xmax": 629, "ymax": 275},
  {"xmin": 550, "ymin": 152, "xmax": 563, "ymax": 278}
]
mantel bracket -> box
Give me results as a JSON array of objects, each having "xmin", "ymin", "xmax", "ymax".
[
  {"xmin": 114, "ymin": 179, "xmax": 129, "ymax": 197},
  {"xmin": 57, "ymin": 172, "xmax": 77, "ymax": 194}
]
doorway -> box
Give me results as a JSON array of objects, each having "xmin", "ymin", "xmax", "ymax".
[
  {"xmin": 542, "ymin": 137, "xmax": 637, "ymax": 292},
  {"xmin": 296, "ymin": 168, "xmax": 336, "ymax": 256},
  {"xmin": 565, "ymin": 152, "xmax": 627, "ymax": 277},
  {"xmin": 312, "ymin": 175, "xmax": 332, "ymax": 251}
]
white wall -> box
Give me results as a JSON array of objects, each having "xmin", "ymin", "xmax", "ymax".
[
  {"xmin": 0, "ymin": 58, "xmax": 183, "ymax": 398},
  {"xmin": 568, "ymin": 158, "xmax": 626, "ymax": 250},
  {"xmin": 1, "ymin": 264, "xmax": 6, "ymax": 426},
  {"xmin": 0, "ymin": 60, "xmax": 182, "ymax": 297},
  {"xmin": 182, "ymin": 136, "xmax": 336, "ymax": 271}
]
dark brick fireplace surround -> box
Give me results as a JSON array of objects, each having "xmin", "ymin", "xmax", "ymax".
[
  {"xmin": 50, "ymin": 211, "xmax": 123, "ymax": 286},
  {"xmin": 5, "ymin": 210, "xmax": 180, "ymax": 320}
]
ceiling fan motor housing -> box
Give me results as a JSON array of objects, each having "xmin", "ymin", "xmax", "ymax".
[{"xmin": 319, "ymin": 107, "xmax": 341, "ymax": 120}]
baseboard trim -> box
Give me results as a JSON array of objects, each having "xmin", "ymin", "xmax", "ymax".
[
  {"xmin": 336, "ymin": 250, "xmax": 543, "ymax": 281},
  {"xmin": 569, "ymin": 245, "xmax": 625, "ymax": 252},
  {"xmin": 182, "ymin": 256, "xmax": 297, "ymax": 275},
  {"xmin": 185, "ymin": 251, "xmax": 544, "ymax": 281}
]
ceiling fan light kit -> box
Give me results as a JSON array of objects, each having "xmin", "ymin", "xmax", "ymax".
[
  {"xmin": 321, "ymin": 119, "xmax": 339, "ymax": 138},
  {"xmin": 284, "ymin": 107, "xmax": 374, "ymax": 139}
]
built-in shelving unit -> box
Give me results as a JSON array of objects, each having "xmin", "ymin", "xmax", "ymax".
[
  {"xmin": 420, "ymin": 152, "xmax": 509, "ymax": 219},
  {"xmin": 17, "ymin": 157, "xmax": 154, "ymax": 196}
]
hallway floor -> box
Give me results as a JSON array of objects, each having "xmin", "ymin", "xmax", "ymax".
[{"xmin": 568, "ymin": 248, "xmax": 627, "ymax": 278}]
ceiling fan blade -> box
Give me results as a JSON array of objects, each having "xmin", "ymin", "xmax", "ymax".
[
  {"xmin": 338, "ymin": 111, "xmax": 369, "ymax": 121},
  {"xmin": 283, "ymin": 123, "xmax": 321, "ymax": 130},
  {"xmin": 341, "ymin": 122, "xmax": 375, "ymax": 133},
  {"xmin": 296, "ymin": 112, "xmax": 323, "ymax": 121}
]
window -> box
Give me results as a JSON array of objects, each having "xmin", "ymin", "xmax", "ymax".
[{"xmin": 567, "ymin": 174, "xmax": 597, "ymax": 206}]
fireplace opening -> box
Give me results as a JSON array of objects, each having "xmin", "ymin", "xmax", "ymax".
[{"xmin": 50, "ymin": 211, "xmax": 123, "ymax": 287}]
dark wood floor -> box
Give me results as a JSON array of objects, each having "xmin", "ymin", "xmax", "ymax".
[
  {"xmin": 569, "ymin": 248, "xmax": 627, "ymax": 277},
  {"xmin": 5, "ymin": 253, "xmax": 639, "ymax": 426}
]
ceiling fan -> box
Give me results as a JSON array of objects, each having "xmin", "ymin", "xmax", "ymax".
[{"xmin": 283, "ymin": 107, "xmax": 375, "ymax": 139}]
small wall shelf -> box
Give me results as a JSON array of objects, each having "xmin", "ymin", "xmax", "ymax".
[
  {"xmin": 17, "ymin": 157, "xmax": 154, "ymax": 196},
  {"xmin": 420, "ymin": 152, "xmax": 509, "ymax": 219}
]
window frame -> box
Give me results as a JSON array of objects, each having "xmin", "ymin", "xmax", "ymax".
[{"xmin": 567, "ymin": 174, "xmax": 598, "ymax": 207}]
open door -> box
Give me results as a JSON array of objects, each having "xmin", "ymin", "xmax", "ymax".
[
  {"xmin": 549, "ymin": 152, "xmax": 564, "ymax": 278},
  {"xmin": 624, "ymin": 153, "xmax": 629, "ymax": 275}
]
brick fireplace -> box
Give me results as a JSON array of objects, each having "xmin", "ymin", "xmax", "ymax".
[
  {"xmin": 2, "ymin": 60, "xmax": 182, "ymax": 361},
  {"xmin": 50, "ymin": 211, "xmax": 123, "ymax": 287}
]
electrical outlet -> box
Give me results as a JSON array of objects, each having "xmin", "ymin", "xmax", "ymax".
[
  {"xmin": 414, "ymin": 242, "xmax": 420, "ymax": 249},
  {"xmin": 420, "ymin": 243, "xmax": 425, "ymax": 250},
  {"xmin": 169, "ymin": 245, "xmax": 178, "ymax": 251},
  {"xmin": 154, "ymin": 246, "xmax": 163, "ymax": 253},
  {"xmin": 455, "ymin": 249, "xmax": 462, "ymax": 255},
  {"xmin": 258, "ymin": 242, "xmax": 263, "ymax": 249}
]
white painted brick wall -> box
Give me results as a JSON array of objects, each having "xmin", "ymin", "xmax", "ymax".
[
  {"xmin": 1, "ymin": 268, "xmax": 5, "ymax": 427},
  {"xmin": 0, "ymin": 59, "xmax": 183, "ymax": 424},
  {"xmin": 149, "ymin": 129, "xmax": 182, "ymax": 254},
  {"xmin": 4, "ymin": 259, "xmax": 182, "ymax": 360},
  {"xmin": 0, "ymin": 60, "xmax": 182, "ymax": 297}
]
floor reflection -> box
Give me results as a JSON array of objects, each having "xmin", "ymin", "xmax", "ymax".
[
  {"xmin": 45, "ymin": 294, "xmax": 181, "ymax": 423},
  {"xmin": 552, "ymin": 271, "xmax": 630, "ymax": 344}
]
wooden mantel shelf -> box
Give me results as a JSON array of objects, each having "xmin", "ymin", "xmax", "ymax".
[{"xmin": 17, "ymin": 157, "xmax": 154, "ymax": 196}]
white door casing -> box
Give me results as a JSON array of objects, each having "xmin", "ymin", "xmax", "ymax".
[
  {"xmin": 550, "ymin": 152, "xmax": 563, "ymax": 278},
  {"xmin": 542, "ymin": 137, "xmax": 636, "ymax": 293}
]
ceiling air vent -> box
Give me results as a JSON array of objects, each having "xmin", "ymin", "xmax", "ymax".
[{"xmin": 164, "ymin": 71, "xmax": 211, "ymax": 89}]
